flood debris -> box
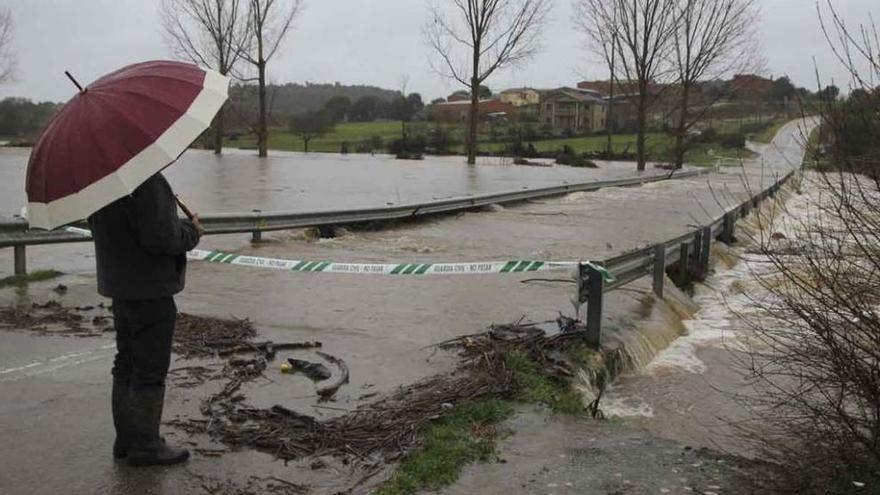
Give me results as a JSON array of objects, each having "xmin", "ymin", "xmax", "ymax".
[
  {"xmin": 198, "ymin": 474, "xmax": 308, "ymax": 495},
  {"xmin": 314, "ymin": 351, "xmax": 349, "ymax": 400},
  {"xmin": 170, "ymin": 317, "xmax": 595, "ymax": 468},
  {"xmin": 0, "ymin": 300, "xmax": 111, "ymax": 336},
  {"xmin": 284, "ymin": 358, "xmax": 332, "ymax": 381}
]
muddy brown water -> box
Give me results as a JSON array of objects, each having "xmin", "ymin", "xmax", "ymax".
[
  {"xmin": 0, "ymin": 148, "xmax": 657, "ymax": 215},
  {"xmin": 0, "ymin": 120, "xmax": 815, "ymax": 493}
]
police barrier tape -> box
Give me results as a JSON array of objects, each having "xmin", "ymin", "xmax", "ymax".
[
  {"xmin": 63, "ymin": 226, "xmax": 615, "ymax": 282},
  {"xmin": 187, "ymin": 249, "xmax": 615, "ymax": 282}
]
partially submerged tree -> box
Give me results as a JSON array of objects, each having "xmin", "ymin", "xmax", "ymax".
[
  {"xmin": 238, "ymin": 0, "xmax": 303, "ymax": 157},
  {"xmin": 670, "ymin": 0, "xmax": 759, "ymax": 168},
  {"xmin": 161, "ymin": 0, "xmax": 250, "ymax": 154},
  {"xmin": 390, "ymin": 76, "xmax": 425, "ymax": 149},
  {"xmin": 0, "ymin": 8, "xmax": 16, "ymax": 84},
  {"xmin": 425, "ymin": 0, "xmax": 552, "ymax": 165},
  {"xmin": 576, "ymin": 0, "xmax": 679, "ymax": 171},
  {"xmin": 288, "ymin": 110, "xmax": 335, "ymax": 153}
]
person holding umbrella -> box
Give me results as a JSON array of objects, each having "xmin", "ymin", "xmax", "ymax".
[{"xmin": 25, "ymin": 61, "xmax": 229, "ymax": 467}]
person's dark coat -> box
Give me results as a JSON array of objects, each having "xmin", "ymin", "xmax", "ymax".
[{"xmin": 89, "ymin": 173, "xmax": 200, "ymax": 300}]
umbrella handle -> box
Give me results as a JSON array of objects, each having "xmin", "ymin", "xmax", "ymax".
[{"xmin": 175, "ymin": 195, "xmax": 195, "ymax": 221}]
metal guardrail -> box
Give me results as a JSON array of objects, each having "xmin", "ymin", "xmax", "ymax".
[
  {"xmin": 0, "ymin": 158, "xmax": 796, "ymax": 350},
  {"xmin": 575, "ymin": 169, "xmax": 796, "ymax": 346},
  {"xmin": 0, "ymin": 167, "xmax": 712, "ymax": 274}
]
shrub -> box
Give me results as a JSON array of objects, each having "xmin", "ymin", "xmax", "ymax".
[
  {"xmin": 388, "ymin": 136, "xmax": 427, "ymax": 155},
  {"xmin": 718, "ymin": 132, "xmax": 746, "ymax": 148}
]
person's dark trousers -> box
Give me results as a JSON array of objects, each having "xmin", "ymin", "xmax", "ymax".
[{"xmin": 111, "ymin": 297, "xmax": 189, "ymax": 466}]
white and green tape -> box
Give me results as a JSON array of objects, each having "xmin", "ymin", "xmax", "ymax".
[
  {"xmin": 188, "ymin": 249, "xmax": 614, "ymax": 282},
  {"xmin": 62, "ymin": 226, "xmax": 614, "ymax": 282}
]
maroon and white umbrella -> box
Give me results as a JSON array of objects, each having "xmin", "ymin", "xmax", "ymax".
[{"xmin": 25, "ymin": 60, "xmax": 229, "ymax": 230}]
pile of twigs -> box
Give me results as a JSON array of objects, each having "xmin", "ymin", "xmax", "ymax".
[
  {"xmin": 174, "ymin": 318, "xmax": 590, "ymax": 462},
  {"xmin": 0, "ymin": 300, "xmax": 111, "ymax": 336},
  {"xmin": 195, "ymin": 350, "xmax": 513, "ymax": 461},
  {"xmin": 169, "ymin": 313, "xmax": 323, "ymax": 394}
]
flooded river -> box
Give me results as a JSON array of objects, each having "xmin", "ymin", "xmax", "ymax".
[{"xmin": 0, "ymin": 147, "xmax": 650, "ymax": 215}]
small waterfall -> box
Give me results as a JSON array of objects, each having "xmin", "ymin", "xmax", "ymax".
[
  {"xmin": 563, "ymin": 186, "xmax": 797, "ymax": 413},
  {"xmin": 568, "ymin": 282, "xmax": 702, "ymax": 412}
]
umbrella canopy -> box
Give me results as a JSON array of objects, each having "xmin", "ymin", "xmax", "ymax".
[{"xmin": 25, "ymin": 60, "xmax": 229, "ymax": 230}]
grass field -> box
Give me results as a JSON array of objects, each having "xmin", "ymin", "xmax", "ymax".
[
  {"xmin": 232, "ymin": 120, "xmax": 404, "ymax": 152},
  {"xmin": 753, "ymin": 120, "xmax": 787, "ymax": 143},
  {"xmin": 234, "ymin": 119, "xmax": 760, "ymax": 166},
  {"xmin": 470, "ymin": 133, "xmax": 753, "ymax": 166}
]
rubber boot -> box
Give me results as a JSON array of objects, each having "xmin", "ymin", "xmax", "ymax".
[
  {"xmin": 111, "ymin": 377, "xmax": 131, "ymax": 459},
  {"xmin": 126, "ymin": 385, "xmax": 190, "ymax": 467}
]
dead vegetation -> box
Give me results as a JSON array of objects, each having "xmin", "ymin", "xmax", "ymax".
[
  {"xmin": 171, "ymin": 318, "xmax": 598, "ymax": 467},
  {"xmin": 0, "ymin": 300, "xmax": 112, "ymax": 336}
]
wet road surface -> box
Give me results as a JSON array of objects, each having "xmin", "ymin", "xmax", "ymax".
[{"xmin": 0, "ymin": 120, "xmax": 814, "ymax": 493}]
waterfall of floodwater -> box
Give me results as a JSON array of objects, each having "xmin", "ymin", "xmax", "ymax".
[{"xmin": 594, "ymin": 185, "xmax": 812, "ymax": 418}]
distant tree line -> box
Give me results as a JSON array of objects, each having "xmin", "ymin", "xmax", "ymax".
[
  {"xmin": 0, "ymin": 98, "xmax": 62, "ymax": 138},
  {"xmin": 286, "ymin": 90, "xmax": 424, "ymax": 152}
]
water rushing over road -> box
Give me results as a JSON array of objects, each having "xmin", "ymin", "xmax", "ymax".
[{"xmin": 600, "ymin": 180, "xmax": 817, "ymax": 455}]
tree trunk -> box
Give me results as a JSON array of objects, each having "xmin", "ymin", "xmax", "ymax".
[
  {"xmin": 467, "ymin": 37, "xmax": 480, "ymax": 166},
  {"xmin": 303, "ymin": 137, "xmax": 309, "ymax": 153},
  {"xmin": 213, "ymin": 105, "xmax": 225, "ymax": 155},
  {"xmin": 401, "ymin": 119, "xmax": 407, "ymax": 150},
  {"xmin": 674, "ymin": 83, "xmax": 691, "ymax": 169},
  {"xmin": 636, "ymin": 91, "xmax": 648, "ymax": 171},
  {"xmin": 257, "ymin": 61, "xmax": 268, "ymax": 158},
  {"xmin": 606, "ymin": 42, "xmax": 615, "ymax": 157},
  {"xmin": 467, "ymin": 78, "xmax": 479, "ymax": 165}
]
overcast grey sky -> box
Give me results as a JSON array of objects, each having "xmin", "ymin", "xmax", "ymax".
[{"xmin": 0, "ymin": 0, "xmax": 874, "ymax": 103}]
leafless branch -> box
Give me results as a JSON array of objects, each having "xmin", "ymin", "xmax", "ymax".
[
  {"xmin": 234, "ymin": 0, "xmax": 303, "ymax": 157},
  {"xmin": 425, "ymin": 0, "xmax": 552, "ymax": 164},
  {"xmin": 669, "ymin": 0, "xmax": 761, "ymax": 167},
  {"xmin": 574, "ymin": 0, "xmax": 680, "ymax": 171},
  {"xmin": 0, "ymin": 8, "xmax": 17, "ymax": 84}
]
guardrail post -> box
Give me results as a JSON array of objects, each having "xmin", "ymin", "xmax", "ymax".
[
  {"xmin": 652, "ymin": 244, "xmax": 666, "ymax": 298},
  {"xmin": 577, "ymin": 263, "xmax": 604, "ymax": 348},
  {"xmin": 697, "ymin": 226, "xmax": 712, "ymax": 281},
  {"xmin": 249, "ymin": 210, "xmax": 265, "ymax": 243},
  {"xmin": 692, "ymin": 229, "xmax": 704, "ymax": 280},
  {"xmin": 586, "ymin": 264, "xmax": 604, "ymax": 348},
  {"xmin": 676, "ymin": 242, "xmax": 690, "ymax": 285},
  {"xmin": 720, "ymin": 212, "xmax": 736, "ymax": 244},
  {"xmin": 14, "ymin": 245, "xmax": 26, "ymax": 276}
]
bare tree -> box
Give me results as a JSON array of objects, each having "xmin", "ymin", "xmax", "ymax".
[
  {"xmin": 0, "ymin": 8, "xmax": 16, "ymax": 84},
  {"xmin": 161, "ymin": 0, "xmax": 249, "ymax": 154},
  {"xmin": 426, "ymin": 0, "xmax": 552, "ymax": 165},
  {"xmin": 670, "ymin": 0, "xmax": 759, "ymax": 168},
  {"xmin": 288, "ymin": 110, "xmax": 335, "ymax": 153},
  {"xmin": 237, "ymin": 0, "xmax": 302, "ymax": 158},
  {"xmin": 576, "ymin": 0, "xmax": 679, "ymax": 171}
]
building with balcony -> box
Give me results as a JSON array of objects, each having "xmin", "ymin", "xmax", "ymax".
[{"xmin": 539, "ymin": 88, "xmax": 607, "ymax": 133}]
